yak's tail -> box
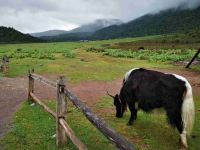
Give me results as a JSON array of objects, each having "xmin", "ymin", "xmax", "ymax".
[{"xmin": 182, "ymin": 80, "xmax": 195, "ymax": 136}]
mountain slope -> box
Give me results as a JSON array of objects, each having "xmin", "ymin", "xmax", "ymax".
[
  {"xmin": 30, "ymin": 30, "xmax": 68, "ymax": 37},
  {"xmin": 92, "ymin": 6, "xmax": 200, "ymax": 39},
  {"xmin": 69, "ymin": 19, "xmax": 122, "ymax": 33},
  {"xmin": 40, "ymin": 19, "xmax": 122, "ymax": 41},
  {"xmin": 40, "ymin": 32, "xmax": 92, "ymax": 42},
  {"xmin": 0, "ymin": 27, "xmax": 44, "ymax": 43}
]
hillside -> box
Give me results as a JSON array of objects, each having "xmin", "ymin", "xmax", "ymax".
[
  {"xmin": 0, "ymin": 27, "xmax": 44, "ymax": 43},
  {"xmin": 39, "ymin": 6, "xmax": 200, "ymax": 42},
  {"xmin": 31, "ymin": 19, "xmax": 122, "ymax": 39},
  {"xmin": 39, "ymin": 19, "xmax": 122, "ymax": 41},
  {"xmin": 40, "ymin": 32, "xmax": 92, "ymax": 42},
  {"xmin": 92, "ymin": 6, "xmax": 200, "ymax": 40},
  {"xmin": 69, "ymin": 19, "xmax": 122, "ymax": 33},
  {"xmin": 30, "ymin": 30, "xmax": 68, "ymax": 37}
]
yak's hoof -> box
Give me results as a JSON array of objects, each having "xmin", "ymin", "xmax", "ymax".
[{"xmin": 179, "ymin": 138, "xmax": 188, "ymax": 150}]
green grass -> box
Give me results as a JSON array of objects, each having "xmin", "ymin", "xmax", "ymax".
[
  {"xmin": 0, "ymin": 101, "xmax": 71, "ymax": 150},
  {"xmin": 0, "ymin": 35, "xmax": 199, "ymax": 79},
  {"xmin": 0, "ymin": 101, "xmax": 115, "ymax": 150},
  {"xmin": 4, "ymin": 49, "xmax": 175, "ymax": 82},
  {"xmin": 94, "ymin": 96, "xmax": 200, "ymax": 150},
  {"xmin": 86, "ymin": 47, "xmax": 198, "ymax": 63},
  {"xmin": 95, "ymin": 97, "xmax": 113, "ymax": 109},
  {"xmin": 0, "ymin": 42, "xmax": 82, "ymax": 53}
]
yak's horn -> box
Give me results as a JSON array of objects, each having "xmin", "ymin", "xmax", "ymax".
[{"xmin": 106, "ymin": 91, "xmax": 115, "ymax": 98}]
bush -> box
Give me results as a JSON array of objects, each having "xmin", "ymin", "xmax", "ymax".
[
  {"xmin": 86, "ymin": 47, "xmax": 105, "ymax": 53},
  {"xmin": 5, "ymin": 49, "xmax": 55, "ymax": 60},
  {"xmin": 63, "ymin": 50, "xmax": 76, "ymax": 58}
]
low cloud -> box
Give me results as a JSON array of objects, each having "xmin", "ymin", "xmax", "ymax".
[
  {"xmin": 121, "ymin": 0, "xmax": 200, "ymax": 21},
  {"xmin": 0, "ymin": 0, "xmax": 199, "ymax": 33}
]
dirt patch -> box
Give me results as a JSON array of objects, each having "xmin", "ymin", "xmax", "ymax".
[
  {"xmin": 69, "ymin": 79, "xmax": 122, "ymax": 106},
  {"xmin": 0, "ymin": 77, "xmax": 27, "ymax": 139},
  {"xmin": 175, "ymin": 60, "xmax": 200, "ymax": 66}
]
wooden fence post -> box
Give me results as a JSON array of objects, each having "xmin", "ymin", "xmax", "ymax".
[
  {"xmin": 56, "ymin": 76, "xmax": 67, "ymax": 146},
  {"xmin": 1, "ymin": 55, "xmax": 9, "ymax": 73},
  {"xmin": 28, "ymin": 69, "xmax": 34, "ymax": 101}
]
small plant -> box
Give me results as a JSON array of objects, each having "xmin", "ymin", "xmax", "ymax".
[
  {"xmin": 63, "ymin": 50, "xmax": 76, "ymax": 58},
  {"xmin": 86, "ymin": 47, "xmax": 105, "ymax": 53},
  {"xmin": 4, "ymin": 49, "xmax": 55, "ymax": 60}
]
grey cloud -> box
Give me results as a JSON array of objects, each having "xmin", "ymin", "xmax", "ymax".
[
  {"xmin": 0, "ymin": 0, "xmax": 199, "ymax": 33},
  {"xmin": 121, "ymin": 0, "xmax": 200, "ymax": 21},
  {"xmin": 0, "ymin": 0, "xmax": 120, "ymax": 32},
  {"xmin": 0, "ymin": 0, "xmax": 59, "ymax": 12}
]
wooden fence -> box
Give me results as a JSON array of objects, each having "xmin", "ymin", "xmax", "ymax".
[
  {"xmin": 186, "ymin": 48, "xmax": 200, "ymax": 68},
  {"xmin": 28, "ymin": 70, "xmax": 136, "ymax": 150},
  {"xmin": 0, "ymin": 55, "xmax": 9, "ymax": 73}
]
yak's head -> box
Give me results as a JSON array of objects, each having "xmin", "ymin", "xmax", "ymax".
[{"xmin": 107, "ymin": 91, "xmax": 126, "ymax": 118}]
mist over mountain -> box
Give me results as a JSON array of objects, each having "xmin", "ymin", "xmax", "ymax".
[
  {"xmin": 68, "ymin": 19, "xmax": 122, "ymax": 33},
  {"xmin": 32, "ymin": 4, "xmax": 200, "ymax": 42},
  {"xmin": 31, "ymin": 19, "xmax": 122, "ymax": 38},
  {"xmin": 175, "ymin": 0, "xmax": 200, "ymax": 10},
  {"xmin": 30, "ymin": 30, "xmax": 68, "ymax": 37},
  {"xmin": 92, "ymin": 5, "xmax": 200, "ymax": 40}
]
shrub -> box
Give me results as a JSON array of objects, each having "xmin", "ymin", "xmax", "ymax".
[
  {"xmin": 63, "ymin": 50, "xmax": 76, "ymax": 58},
  {"xmin": 86, "ymin": 47, "xmax": 105, "ymax": 53},
  {"xmin": 5, "ymin": 49, "xmax": 55, "ymax": 60},
  {"xmin": 99, "ymin": 48, "xmax": 195, "ymax": 63}
]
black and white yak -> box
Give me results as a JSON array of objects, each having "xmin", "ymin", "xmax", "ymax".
[{"xmin": 107, "ymin": 68, "xmax": 195, "ymax": 149}]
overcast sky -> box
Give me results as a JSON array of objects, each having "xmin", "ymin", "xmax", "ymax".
[{"xmin": 0, "ymin": 0, "xmax": 199, "ymax": 33}]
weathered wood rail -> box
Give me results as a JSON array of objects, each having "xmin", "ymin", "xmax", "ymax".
[
  {"xmin": 186, "ymin": 48, "xmax": 200, "ymax": 68},
  {"xmin": 28, "ymin": 70, "xmax": 136, "ymax": 150}
]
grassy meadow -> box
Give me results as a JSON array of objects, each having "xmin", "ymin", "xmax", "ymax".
[{"xmin": 0, "ymin": 35, "xmax": 200, "ymax": 150}]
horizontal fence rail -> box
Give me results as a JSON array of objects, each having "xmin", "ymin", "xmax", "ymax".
[
  {"xmin": 29, "ymin": 73, "xmax": 136, "ymax": 150},
  {"xmin": 30, "ymin": 92, "xmax": 56, "ymax": 117},
  {"xmin": 186, "ymin": 48, "xmax": 200, "ymax": 68},
  {"xmin": 64, "ymin": 89, "xmax": 136, "ymax": 150},
  {"xmin": 31, "ymin": 73, "xmax": 57, "ymax": 89},
  {"xmin": 30, "ymin": 92, "xmax": 87, "ymax": 150}
]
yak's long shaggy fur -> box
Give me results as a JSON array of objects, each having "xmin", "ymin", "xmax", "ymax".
[{"xmin": 112, "ymin": 68, "xmax": 195, "ymax": 148}]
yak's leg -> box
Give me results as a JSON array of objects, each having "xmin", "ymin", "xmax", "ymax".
[
  {"xmin": 175, "ymin": 113, "xmax": 188, "ymax": 149},
  {"xmin": 165, "ymin": 107, "xmax": 187, "ymax": 149},
  {"xmin": 175, "ymin": 116, "xmax": 188, "ymax": 149},
  {"xmin": 127, "ymin": 102, "xmax": 137, "ymax": 125},
  {"xmin": 180, "ymin": 131, "xmax": 187, "ymax": 149},
  {"xmin": 134, "ymin": 102, "xmax": 139, "ymax": 120}
]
